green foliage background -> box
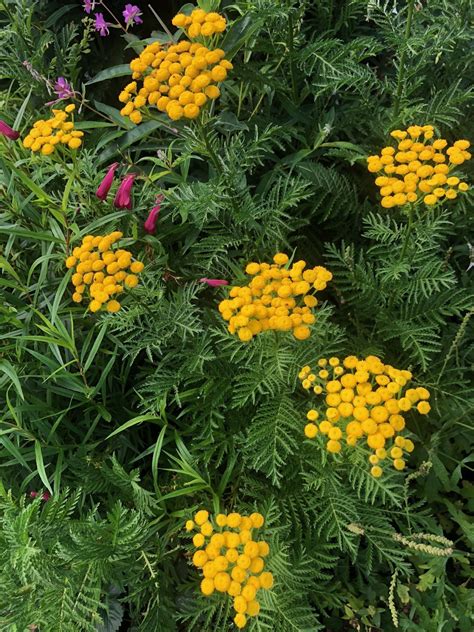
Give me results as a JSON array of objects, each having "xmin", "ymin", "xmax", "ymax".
[{"xmin": 0, "ymin": 0, "xmax": 473, "ymax": 630}]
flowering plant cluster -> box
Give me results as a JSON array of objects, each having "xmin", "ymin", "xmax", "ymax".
[
  {"xmin": 367, "ymin": 125, "xmax": 471, "ymax": 208},
  {"xmin": 118, "ymin": 13, "xmax": 232, "ymax": 123},
  {"xmin": 186, "ymin": 510, "xmax": 273, "ymax": 629},
  {"xmin": 66, "ymin": 231, "xmax": 144, "ymax": 312},
  {"xmin": 299, "ymin": 355, "xmax": 431, "ymax": 476},
  {"xmin": 218, "ymin": 253, "xmax": 332, "ymax": 342},
  {"xmin": 22, "ymin": 104, "xmax": 83, "ymax": 155},
  {"xmin": 172, "ymin": 9, "xmax": 227, "ymax": 39}
]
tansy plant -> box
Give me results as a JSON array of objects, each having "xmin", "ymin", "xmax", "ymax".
[
  {"xmin": 218, "ymin": 253, "xmax": 333, "ymax": 342},
  {"xmin": 186, "ymin": 510, "xmax": 273, "ymax": 629},
  {"xmin": 22, "ymin": 104, "xmax": 84, "ymax": 155},
  {"xmin": 367, "ymin": 125, "xmax": 470, "ymax": 209},
  {"xmin": 66, "ymin": 231, "xmax": 144, "ymax": 313},
  {"xmin": 299, "ymin": 355, "xmax": 431, "ymax": 477},
  {"xmin": 118, "ymin": 8, "xmax": 232, "ymax": 123}
]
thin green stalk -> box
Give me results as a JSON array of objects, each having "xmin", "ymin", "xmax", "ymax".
[
  {"xmin": 287, "ymin": 7, "xmax": 298, "ymax": 104},
  {"xmin": 199, "ymin": 120, "xmax": 220, "ymax": 172},
  {"xmin": 399, "ymin": 204, "xmax": 414, "ymax": 261},
  {"xmin": 393, "ymin": 0, "xmax": 416, "ymax": 117}
]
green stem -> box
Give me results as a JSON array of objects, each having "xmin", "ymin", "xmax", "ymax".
[
  {"xmin": 199, "ymin": 120, "xmax": 220, "ymax": 172},
  {"xmin": 393, "ymin": 0, "xmax": 416, "ymax": 117},
  {"xmin": 287, "ymin": 7, "xmax": 298, "ymax": 104},
  {"xmin": 400, "ymin": 204, "xmax": 414, "ymax": 261}
]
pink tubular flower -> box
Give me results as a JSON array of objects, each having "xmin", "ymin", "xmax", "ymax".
[
  {"xmin": 114, "ymin": 174, "xmax": 135, "ymax": 209},
  {"xmin": 96, "ymin": 162, "xmax": 119, "ymax": 201},
  {"xmin": 94, "ymin": 12, "xmax": 110, "ymax": 36},
  {"xmin": 144, "ymin": 194, "xmax": 164, "ymax": 234},
  {"xmin": 123, "ymin": 4, "xmax": 143, "ymax": 26},
  {"xmin": 199, "ymin": 278, "xmax": 229, "ymax": 287},
  {"xmin": 0, "ymin": 119, "xmax": 20, "ymax": 141}
]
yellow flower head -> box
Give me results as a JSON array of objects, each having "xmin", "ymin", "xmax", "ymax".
[
  {"xmin": 65, "ymin": 231, "xmax": 144, "ymax": 313},
  {"xmin": 299, "ymin": 354, "xmax": 431, "ymax": 476},
  {"xmin": 172, "ymin": 9, "xmax": 227, "ymax": 39},
  {"xmin": 218, "ymin": 253, "xmax": 332, "ymax": 343},
  {"xmin": 118, "ymin": 23, "xmax": 232, "ymax": 125},
  {"xmin": 368, "ymin": 126, "xmax": 471, "ymax": 209},
  {"xmin": 22, "ymin": 105, "xmax": 83, "ymax": 155},
  {"xmin": 186, "ymin": 509, "xmax": 272, "ymax": 627}
]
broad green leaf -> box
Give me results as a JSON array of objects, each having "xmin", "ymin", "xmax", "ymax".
[
  {"xmin": 222, "ymin": 14, "xmax": 262, "ymax": 59},
  {"xmin": 0, "ymin": 360, "xmax": 24, "ymax": 400},
  {"xmin": 8, "ymin": 164, "xmax": 52, "ymax": 203},
  {"xmin": 93, "ymin": 101, "xmax": 134, "ymax": 130},
  {"xmin": 86, "ymin": 64, "xmax": 131, "ymax": 85},
  {"xmin": 82, "ymin": 322, "xmax": 109, "ymax": 372},
  {"xmin": 152, "ymin": 425, "xmax": 167, "ymax": 494},
  {"xmin": 105, "ymin": 415, "xmax": 164, "ymax": 440},
  {"xmin": 0, "ymin": 255, "xmax": 22, "ymax": 283},
  {"xmin": 0, "ymin": 228, "xmax": 62, "ymax": 243},
  {"xmin": 0, "ymin": 437, "xmax": 31, "ymax": 471},
  {"xmin": 97, "ymin": 119, "xmax": 172, "ymax": 164},
  {"xmin": 34, "ymin": 441, "xmax": 53, "ymax": 495},
  {"xmin": 13, "ymin": 88, "xmax": 32, "ymax": 129}
]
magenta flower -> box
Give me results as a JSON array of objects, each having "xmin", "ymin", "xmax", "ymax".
[
  {"xmin": 114, "ymin": 174, "xmax": 135, "ymax": 209},
  {"xmin": 0, "ymin": 119, "xmax": 20, "ymax": 141},
  {"xmin": 144, "ymin": 194, "xmax": 164, "ymax": 234},
  {"xmin": 94, "ymin": 12, "xmax": 110, "ymax": 36},
  {"xmin": 54, "ymin": 77, "xmax": 75, "ymax": 99},
  {"xmin": 83, "ymin": 0, "xmax": 95, "ymax": 13},
  {"xmin": 123, "ymin": 4, "xmax": 143, "ymax": 26},
  {"xmin": 199, "ymin": 278, "xmax": 229, "ymax": 287},
  {"xmin": 96, "ymin": 162, "xmax": 119, "ymax": 201}
]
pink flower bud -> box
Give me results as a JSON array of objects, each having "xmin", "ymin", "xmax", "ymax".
[
  {"xmin": 113, "ymin": 174, "xmax": 135, "ymax": 209},
  {"xmin": 96, "ymin": 162, "xmax": 119, "ymax": 201},
  {"xmin": 30, "ymin": 491, "xmax": 51, "ymax": 501},
  {"xmin": 199, "ymin": 278, "xmax": 229, "ymax": 287},
  {"xmin": 144, "ymin": 194, "xmax": 164, "ymax": 234},
  {"xmin": 0, "ymin": 119, "xmax": 20, "ymax": 140}
]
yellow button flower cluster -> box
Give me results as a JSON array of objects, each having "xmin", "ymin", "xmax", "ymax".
[
  {"xmin": 65, "ymin": 231, "xmax": 144, "ymax": 313},
  {"xmin": 22, "ymin": 104, "xmax": 83, "ymax": 155},
  {"xmin": 218, "ymin": 253, "xmax": 332, "ymax": 343},
  {"xmin": 299, "ymin": 355, "xmax": 431, "ymax": 476},
  {"xmin": 118, "ymin": 38, "xmax": 232, "ymax": 123},
  {"xmin": 172, "ymin": 9, "xmax": 227, "ymax": 38},
  {"xmin": 186, "ymin": 510, "xmax": 273, "ymax": 629},
  {"xmin": 367, "ymin": 125, "xmax": 471, "ymax": 208}
]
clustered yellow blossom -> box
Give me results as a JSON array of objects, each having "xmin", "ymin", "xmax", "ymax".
[
  {"xmin": 186, "ymin": 510, "xmax": 273, "ymax": 629},
  {"xmin": 218, "ymin": 253, "xmax": 333, "ymax": 343},
  {"xmin": 172, "ymin": 9, "xmax": 227, "ymax": 39},
  {"xmin": 65, "ymin": 231, "xmax": 144, "ymax": 313},
  {"xmin": 367, "ymin": 125, "xmax": 471, "ymax": 208},
  {"xmin": 118, "ymin": 38, "xmax": 232, "ymax": 123},
  {"xmin": 22, "ymin": 104, "xmax": 83, "ymax": 155},
  {"xmin": 299, "ymin": 355, "xmax": 431, "ymax": 476}
]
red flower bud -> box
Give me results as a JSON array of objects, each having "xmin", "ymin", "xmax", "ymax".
[{"xmin": 0, "ymin": 119, "xmax": 20, "ymax": 140}]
